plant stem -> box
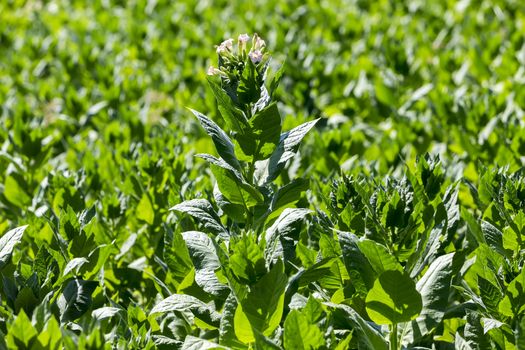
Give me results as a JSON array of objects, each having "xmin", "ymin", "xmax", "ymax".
[{"xmin": 390, "ymin": 323, "xmax": 398, "ymax": 350}]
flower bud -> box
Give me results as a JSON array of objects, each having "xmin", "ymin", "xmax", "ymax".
[
  {"xmin": 221, "ymin": 38, "xmax": 234, "ymax": 50},
  {"xmin": 207, "ymin": 66, "xmax": 226, "ymax": 77},
  {"xmin": 238, "ymin": 34, "xmax": 250, "ymax": 44},
  {"xmin": 252, "ymin": 33, "xmax": 266, "ymax": 51},
  {"xmin": 238, "ymin": 33, "xmax": 250, "ymax": 52},
  {"xmin": 249, "ymin": 50, "xmax": 263, "ymax": 64}
]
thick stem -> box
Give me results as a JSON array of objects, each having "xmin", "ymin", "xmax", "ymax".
[{"xmin": 390, "ymin": 323, "xmax": 398, "ymax": 350}]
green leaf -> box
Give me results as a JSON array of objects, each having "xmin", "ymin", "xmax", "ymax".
[
  {"xmin": 269, "ymin": 61, "xmax": 286, "ymax": 97},
  {"xmin": 326, "ymin": 302, "xmax": 388, "ymax": 350},
  {"xmin": 374, "ymin": 77, "xmax": 396, "ymax": 106},
  {"xmin": 57, "ymin": 278, "xmax": 98, "ymax": 322},
  {"xmin": 403, "ymin": 253, "xmax": 455, "ymax": 344},
  {"xmin": 365, "ymin": 270, "xmax": 422, "ymax": 325},
  {"xmin": 182, "ymin": 335, "xmax": 229, "ymax": 350},
  {"xmin": 189, "ymin": 108, "xmax": 241, "ymax": 170},
  {"xmin": 172, "ymin": 199, "xmax": 228, "ymax": 237},
  {"xmin": 481, "ymin": 220, "xmax": 507, "ymax": 257},
  {"xmin": 207, "ymin": 77, "xmax": 249, "ymax": 134},
  {"xmin": 263, "ymin": 119, "xmax": 319, "ymax": 184},
  {"xmin": 234, "ymin": 260, "xmax": 288, "ymax": 343},
  {"xmin": 136, "ymin": 193, "xmax": 154, "ymax": 225},
  {"xmin": 0, "ymin": 225, "xmax": 28, "ymax": 270},
  {"xmin": 499, "ymin": 268, "xmax": 525, "ymax": 318},
  {"xmin": 199, "ymin": 154, "xmax": 263, "ymax": 207},
  {"xmin": 4, "ymin": 175, "xmax": 31, "ymax": 208},
  {"xmin": 271, "ymin": 178, "xmax": 309, "ymax": 213},
  {"xmin": 6, "ymin": 310, "xmax": 37, "ymax": 348},
  {"xmin": 164, "ymin": 227, "xmax": 193, "ymax": 283},
  {"xmin": 92, "ymin": 307, "xmax": 122, "ymax": 321},
  {"xmin": 150, "ymin": 294, "xmax": 221, "ymax": 326},
  {"xmin": 219, "ymin": 293, "xmax": 244, "ymax": 348},
  {"xmin": 182, "ymin": 231, "xmax": 228, "ymax": 297},
  {"xmin": 338, "ymin": 231, "xmax": 376, "ymax": 296},
  {"xmin": 284, "ymin": 309, "xmax": 325, "ymax": 349},
  {"xmin": 249, "ymin": 102, "xmax": 282, "ymax": 160},
  {"xmin": 229, "ymin": 233, "xmax": 266, "ymax": 284},
  {"xmin": 357, "ymin": 239, "xmax": 402, "ymax": 274}
]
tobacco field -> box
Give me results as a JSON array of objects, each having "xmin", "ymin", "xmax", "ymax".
[{"xmin": 1, "ymin": 0, "xmax": 525, "ymax": 349}]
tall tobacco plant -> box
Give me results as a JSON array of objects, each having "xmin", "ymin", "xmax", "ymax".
[{"xmin": 158, "ymin": 34, "xmax": 319, "ymax": 347}]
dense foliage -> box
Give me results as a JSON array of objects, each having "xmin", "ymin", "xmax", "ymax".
[{"xmin": 1, "ymin": 0, "xmax": 525, "ymax": 349}]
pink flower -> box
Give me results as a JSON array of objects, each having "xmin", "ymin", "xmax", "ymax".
[
  {"xmin": 238, "ymin": 34, "xmax": 250, "ymax": 44},
  {"xmin": 249, "ymin": 50, "xmax": 263, "ymax": 64}
]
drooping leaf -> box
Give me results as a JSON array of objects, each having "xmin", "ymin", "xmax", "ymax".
[{"xmin": 198, "ymin": 154, "xmax": 263, "ymax": 207}]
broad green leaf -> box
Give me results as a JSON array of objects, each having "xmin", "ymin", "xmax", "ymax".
[
  {"xmin": 0, "ymin": 225, "xmax": 28, "ymax": 269},
  {"xmin": 92, "ymin": 307, "xmax": 122, "ymax": 320},
  {"xmin": 229, "ymin": 233, "xmax": 266, "ymax": 284},
  {"xmin": 365, "ymin": 270, "xmax": 422, "ymax": 325},
  {"xmin": 36, "ymin": 316, "xmax": 62, "ymax": 350},
  {"xmin": 136, "ymin": 193, "xmax": 154, "ymax": 225},
  {"xmin": 219, "ymin": 293, "xmax": 244, "ymax": 348},
  {"xmin": 172, "ymin": 199, "xmax": 228, "ymax": 237},
  {"xmin": 249, "ymin": 102, "xmax": 282, "ymax": 160},
  {"xmin": 6, "ymin": 310, "xmax": 37, "ymax": 348},
  {"xmin": 403, "ymin": 253, "xmax": 455, "ymax": 345},
  {"xmin": 190, "ymin": 108, "xmax": 241, "ymax": 170},
  {"xmin": 234, "ymin": 260, "xmax": 287, "ymax": 343},
  {"xmin": 464, "ymin": 310, "xmax": 492, "ymax": 350},
  {"xmin": 271, "ymin": 178, "xmax": 309, "ymax": 212},
  {"xmin": 63, "ymin": 257, "xmax": 89, "ymax": 277},
  {"xmin": 499, "ymin": 268, "xmax": 525, "ymax": 318},
  {"xmin": 164, "ymin": 227, "xmax": 193, "ymax": 283},
  {"xmin": 182, "ymin": 335, "xmax": 229, "ymax": 350},
  {"xmin": 338, "ymin": 231, "xmax": 376, "ymax": 296},
  {"xmin": 57, "ymin": 278, "xmax": 98, "ymax": 322},
  {"xmin": 284, "ymin": 309, "xmax": 325, "ymax": 349},
  {"xmin": 325, "ymin": 302, "xmax": 388, "ymax": 350},
  {"xmin": 198, "ymin": 154, "xmax": 263, "ymax": 207},
  {"xmin": 150, "ymin": 294, "xmax": 220, "ymax": 326},
  {"xmin": 4, "ymin": 175, "xmax": 31, "ymax": 208},
  {"xmin": 357, "ymin": 239, "xmax": 402, "ymax": 274},
  {"xmin": 263, "ymin": 119, "xmax": 319, "ymax": 184},
  {"xmin": 207, "ymin": 77, "xmax": 249, "ymax": 134},
  {"xmin": 182, "ymin": 231, "xmax": 228, "ymax": 297},
  {"xmin": 481, "ymin": 220, "xmax": 507, "ymax": 257}
]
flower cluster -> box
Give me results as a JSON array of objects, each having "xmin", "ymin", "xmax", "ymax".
[{"xmin": 207, "ymin": 33, "xmax": 267, "ymax": 78}]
